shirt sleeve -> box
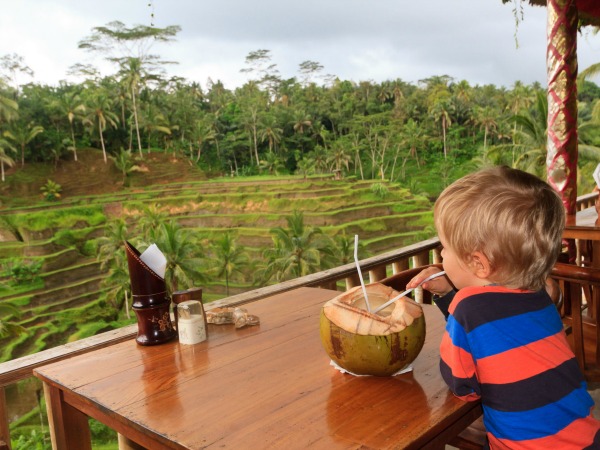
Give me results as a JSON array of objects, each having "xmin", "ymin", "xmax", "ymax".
[
  {"xmin": 439, "ymin": 313, "xmax": 481, "ymax": 402},
  {"xmin": 433, "ymin": 290, "xmax": 455, "ymax": 320}
]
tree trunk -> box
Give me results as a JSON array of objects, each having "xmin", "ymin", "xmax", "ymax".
[
  {"xmin": 132, "ymin": 90, "xmax": 143, "ymax": 158},
  {"xmin": 70, "ymin": 124, "xmax": 78, "ymax": 162},
  {"xmin": 99, "ymin": 125, "xmax": 107, "ymax": 163}
]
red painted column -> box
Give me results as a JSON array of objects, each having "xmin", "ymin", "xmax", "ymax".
[{"xmin": 546, "ymin": 0, "xmax": 578, "ymax": 214}]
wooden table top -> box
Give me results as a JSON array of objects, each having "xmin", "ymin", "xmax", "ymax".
[
  {"xmin": 34, "ymin": 286, "xmax": 481, "ymax": 450},
  {"xmin": 564, "ymin": 207, "xmax": 600, "ymax": 240}
]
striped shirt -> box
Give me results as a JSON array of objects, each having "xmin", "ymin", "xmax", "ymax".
[{"xmin": 440, "ymin": 285, "xmax": 600, "ymax": 449}]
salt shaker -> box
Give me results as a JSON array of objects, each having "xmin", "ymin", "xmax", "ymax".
[{"xmin": 177, "ymin": 300, "xmax": 207, "ymax": 345}]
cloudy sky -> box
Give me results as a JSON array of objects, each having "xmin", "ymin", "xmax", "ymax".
[{"xmin": 2, "ymin": 0, "xmax": 600, "ymax": 90}]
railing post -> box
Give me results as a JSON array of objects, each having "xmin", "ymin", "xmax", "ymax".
[
  {"xmin": 413, "ymin": 251, "xmax": 430, "ymax": 268},
  {"xmin": 0, "ymin": 387, "xmax": 11, "ymax": 450},
  {"xmin": 319, "ymin": 280, "xmax": 339, "ymax": 291},
  {"xmin": 345, "ymin": 273, "xmax": 360, "ymax": 290},
  {"xmin": 368, "ymin": 266, "xmax": 388, "ymax": 283},
  {"xmin": 432, "ymin": 247, "xmax": 442, "ymax": 264},
  {"xmin": 392, "ymin": 259, "xmax": 410, "ymax": 274}
]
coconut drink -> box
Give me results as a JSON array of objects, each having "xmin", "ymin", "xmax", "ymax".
[{"xmin": 320, "ymin": 282, "xmax": 426, "ymax": 376}]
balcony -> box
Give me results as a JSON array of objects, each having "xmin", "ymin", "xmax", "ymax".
[{"xmin": 0, "ymin": 192, "xmax": 598, "ymax": 449}]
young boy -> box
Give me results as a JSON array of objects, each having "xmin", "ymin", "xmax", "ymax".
[{"xmin": 406, "ymin": 166, "xmax": 600, "ymax": 449}]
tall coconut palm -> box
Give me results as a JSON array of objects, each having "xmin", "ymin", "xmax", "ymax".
[
  {"xmin": 474, "ymin": 106, "xmax": 499, "ymax": 151},
  {"xmin": 84, "ymin": 90, "xmax": 119, "ymax": 163},
  {"xmin": 190, "ymin": 117, "xmax": 216, "ymax": 163},
  {"xmin": 119, "ymin": 57, "xmax": 145, "ymax": 158},
  {"xmin": 209, "ymin": 232, "xmax": 249, "ymax": 296},
  {"xmin": 4, "ymin": 121, "xmax": 43, "ymax": 167},
  {"xmin": 51, "ymin": 91, "xmax": 85, "ymax": 162},
  {"xmin": 429, "ymin": 97, "xmax": 453, "ymax": 159}
]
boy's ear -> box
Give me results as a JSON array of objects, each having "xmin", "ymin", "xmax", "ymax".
[{"xmin": 470, "ymin": 251, "xmax": 492, "ymax": 279}]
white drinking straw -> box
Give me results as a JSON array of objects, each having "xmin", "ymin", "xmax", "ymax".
[
  {"xmin": 354, "ymin": 234, "xmax": 371, "ymax": 313},
  {"xmin": 372, "ymin": 271, "xmax": 446, "ymax": 314}
]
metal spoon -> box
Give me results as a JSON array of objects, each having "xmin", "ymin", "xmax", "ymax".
[{"xmin": 372, "ymin": 271, "xmax": 446, "ymax": 314}]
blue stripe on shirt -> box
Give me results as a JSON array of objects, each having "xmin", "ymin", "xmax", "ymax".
[
  {"xmin": 482, "ymin": 382, "xmax": 594, "ymax": 440},
  {"xmin": 466, "ymin": 304, "xmax": 563, "ymax": 359}
]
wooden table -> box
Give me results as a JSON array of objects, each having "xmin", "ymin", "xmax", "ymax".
[
  {"xmin": 34, "ymin": 287, "xmax": 482, "ymax": 450},
  {"xmin": 564, "ymin": 206, "xmax": 600, "ymax": 243}
]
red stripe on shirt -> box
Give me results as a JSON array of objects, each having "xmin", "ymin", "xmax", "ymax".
[
  {"xmin": 488, "ymin": 413, "xmax": 600, "ymax": 449},
  {"xmin": 476, "ymin": 332, "xmax": 575, "ymax": 384}
]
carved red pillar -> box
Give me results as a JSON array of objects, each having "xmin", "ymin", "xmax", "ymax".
[{"xmin": 546, "ymin": 0, "xmax": 578, "ymax": 215}]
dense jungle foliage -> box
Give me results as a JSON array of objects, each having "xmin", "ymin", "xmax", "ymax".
[{"xmin": 1, "ymin": 22, "xmax": 600, "ymax": 195}]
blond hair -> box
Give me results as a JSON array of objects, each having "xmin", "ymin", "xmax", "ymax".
[{"xmin": 434, "ymin": 166, "xmax": 565, "ymax": 291}]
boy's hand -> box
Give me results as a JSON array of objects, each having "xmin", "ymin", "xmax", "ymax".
[{"xmin": 406, "ymin": 267, "xmax": 453, "ymax": 296}]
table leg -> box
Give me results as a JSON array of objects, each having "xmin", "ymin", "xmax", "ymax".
[{"xmin": 42, "ymin": 383, "xmax": 91, "ymax": 450}]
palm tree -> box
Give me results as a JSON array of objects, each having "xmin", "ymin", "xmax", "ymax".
[
  {"xmin": 4, "ymin": 121, "xmax": 43, "ymax": 167},
  {"xmin": 291, "ymin": 110, "xmax": 312, "ymax": 135},
  {"xmin": 295, "ymin": 156, "xmax": 315, "ymax": 180},
  {"xmin": 326, "ymin": 142, "xmax": 351, "ymax": 177},
  {"xmin": 0, "ymin": 138, "xmax": 16, "ymax": 181},
  {"xmin": 119, "ymin": 57, "xmax": 145, "ymax": 158},
  {"xmin": 259, "ymin": 113, "xmax": 283, "ymax": 154},
  {"xmin": 102, "ymin": 250, "xmax": 132, "ymax": 318},
  {"xmin": 151, "ymin": 220, "xmax": 206, "ymax": 293},
  {"xmin": 84, "ymin": 90, "xmax": 119, "ymax": 163},
  {"xmin": 0, "ymin": 89, "xmax": 18, "ymax": 123},
  {"xmin": 96, "ymin": 219, "xmax": 129, "ymax": 271},
  {"xmin": 209, "ymin": 232, "xmax": 249, "ymax": 296},
  {"xmin": 110, "ymin": 148, "xmax": 145, "ymax": 184},
  {"xmin": 259, "ymin": 211, "xmax": 335, "ymax": 283},
  {"xmin": 189, "ymin": 117, "xmax": 216, "ymax": 163},
  {"xmin": 510, "ymin": 91, "xmax": 549, "ymax": 176},
  {"xmin": 259, "ymin": 151, "xmax": 284, "ymax": 175},
  {"xmin": 136, "ymin": 203, "xmax": 168, "ymax": 239},
  {"xmin": 474, "ymin": 106, "xmax": 499, "ymax": 151},
  {"xmin": 429, "ymin": 98, "xmax": 452, "ymax": 159},
  {"xmin": 139, "ymin": 103, "xmax": 172, "ymax": 151},
  {"xmin": 51, "ymin": 91, "xmax": 85, "ymax": 162}
]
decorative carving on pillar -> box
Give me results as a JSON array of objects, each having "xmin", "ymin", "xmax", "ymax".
[{"xmin": 546, "ymin": 0, "xmax": 578, "ymax": 214}]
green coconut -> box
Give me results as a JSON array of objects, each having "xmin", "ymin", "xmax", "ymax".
[{"xmin": 320, "ymin": 282, "xmax": 426, "ymax": 376}]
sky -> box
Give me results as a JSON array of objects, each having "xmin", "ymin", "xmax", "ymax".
[{"xmin": 2, "ymin": 0, "xmax": 600, "ymax": 91}]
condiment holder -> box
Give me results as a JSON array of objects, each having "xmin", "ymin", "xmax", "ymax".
[
  {"xmin": 125, "ymin": 241, "xmax": 176, "ymax": 346},
  {"xmin": 177, "ymin": 300, "xmax": 207, "ymax": 345}
]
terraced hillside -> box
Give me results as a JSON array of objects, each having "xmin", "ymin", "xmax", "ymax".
[{"xmin": 0, "ymin": 172, "xmax": 434, "ymax": 363}]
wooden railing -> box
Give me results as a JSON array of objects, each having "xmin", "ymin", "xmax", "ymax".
[
  {"xmin": 575, "ymin": 192, "xmax": 598, "ymax": 212},
  {"xmin": 0, "ymin": 237, "xmax": 443, "ymax": 448}
]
